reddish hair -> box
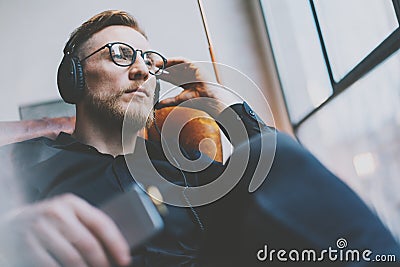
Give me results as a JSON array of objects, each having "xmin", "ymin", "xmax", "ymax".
[{"xmin": 64, "ymin": 10, "xmax": 147, "ymax": 55}]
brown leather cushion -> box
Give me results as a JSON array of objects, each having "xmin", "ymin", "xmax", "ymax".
[
  {"xmin": 0, "ymin": 117, "xmax": 75, "ymax": 146},
  {"xmin": 147, "ymin": 107, "xmax": 222, "ymax": 162},
  {"xmin": 0, "ymin": 107, "xmax": 222, "ymax": 162}
]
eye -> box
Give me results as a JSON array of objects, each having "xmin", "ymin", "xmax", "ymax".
[
  {"xmin": 113, "ymin": 53, "xmax": 124, "ymax": 60},
  {"xmin": 110, "ymin": 43, "xmax": 135, "ymax": 65},
  {"xmin": 142, "ymin": 51, "xmax": 166, "ymax": 75},
  {"xmin": 111, "ymin": 47, "xmax": 125, "ymax": 60},
  {"xmin": 120, "ymin": 47, "xmax": 134, "ymax": 60},
  {"xmin": 144, "ymin": 57, "xmax": 154, "ymax": 68},
  {"xmin": 144, "ymin": 52, "xmax": 162, "ymax": 68}
]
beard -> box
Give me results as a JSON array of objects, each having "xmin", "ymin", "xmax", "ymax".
[{"xmin": 84, "ymin": 89, "xmax": 154, "ymax": 132}]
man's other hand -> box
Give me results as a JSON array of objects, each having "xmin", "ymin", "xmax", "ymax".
[{"xmin": 0, "ymin": 194, "xmax": 131, "ymax": 267}]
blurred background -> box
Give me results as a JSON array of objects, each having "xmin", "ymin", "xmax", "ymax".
[{"xmin": 0, "ymin": 0, "xmax": 399, "ymax": 242}]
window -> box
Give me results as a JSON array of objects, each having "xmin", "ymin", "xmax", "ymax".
[
  {"xmin": 314, "ymin": 0, "xmax": 398, "ymax": 80},
  {"xmin": 261, "ymin": 0, "xmax": 400, "ymax": 241}
]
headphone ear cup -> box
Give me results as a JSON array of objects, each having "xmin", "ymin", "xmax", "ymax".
[{"xmin": 57, "ymin": 55, "xmax": 85, "ymax": 104}]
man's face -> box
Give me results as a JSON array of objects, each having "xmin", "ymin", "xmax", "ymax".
[{"xmin": 80, "ymin": 25, "xmax": 156, "ymax": 127}]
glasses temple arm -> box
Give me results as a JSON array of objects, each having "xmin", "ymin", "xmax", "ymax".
[{"xmin": 80, "ymin": 44, "xmax": 108, "ymax": 62}]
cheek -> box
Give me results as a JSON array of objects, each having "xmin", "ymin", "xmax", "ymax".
[{"xmin": 84, "ymin": 66, "xmax": 122, "ymax": 92}]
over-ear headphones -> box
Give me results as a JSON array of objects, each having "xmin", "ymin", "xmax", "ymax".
[
  {"xmin": 57, "ymin": 44, "xmax": 85, "ymax": 104},
  {"xmin": 57, "ymin": 42, "xmax": 162, "ymax": 105}
]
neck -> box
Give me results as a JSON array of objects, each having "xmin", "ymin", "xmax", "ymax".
[{"xmin": 73, "ymin": 108, "xmax": 138, "ymax": 157}]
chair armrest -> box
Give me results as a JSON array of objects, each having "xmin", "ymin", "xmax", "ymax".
[{"xmin": 0, "ymin": 117, "xmax": 75, "ymax": 146}]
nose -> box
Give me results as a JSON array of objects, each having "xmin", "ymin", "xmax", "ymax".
[{"xmin": 128, "ymin": 54, "xmax": 150, "ymax": 81}]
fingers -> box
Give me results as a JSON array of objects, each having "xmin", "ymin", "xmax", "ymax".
[
  {"xmin": 157, "ymin": 96, "xmax": 179, "ymax": 107},
  {"xmin": 157, "ymin": 60, "xmax": 196, "ymax": 86},
  {"xmin": 33, "ymin": 219, "xmax": 88, "ymax": 267},
  {"xmin": 64, "ymin": 194, "xmax": 131, "ymax": 267},
  {"xmin": 34, "ymin": 194, "xmax": 113, "ymax": 267},
  {"xmin": 155, "ymin": 57, "xmax": 188, "ymax": 72},
  {"xmin": 158, "ymin": 90, "xmax": 199, "ymax": 107},
  {"xmin": 3, "ymin": 194, "xmax": 131, "ymax": 267},
  {"xmin": 29, "ymin": 246, "xmax": 60, "ymax": 267},
  {"xmin": 26, "ymin": 244, "xmax": 62, "ymax": 267},
  {"xmin": 158, "ymin": 57, "xmax": 214, "ymax": 89},
  {"xmin": 16, "ymin": 234, "xmax": 60, "ymax": 267},
  {"xmin": 155, "ymin": 56, "xmax": 237, "ymax": 111},
  {"xmin": 163, "ymin": 57, "xmax": 189, "ymax": 68},
  {"xmin": 59, "ymin": 216, "xmax": 110, "ymax": 267}
]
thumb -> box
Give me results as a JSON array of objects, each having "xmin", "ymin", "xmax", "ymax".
[{"xmin": 158, "ymin": 90, "xmax": 199, "ymax": 107}]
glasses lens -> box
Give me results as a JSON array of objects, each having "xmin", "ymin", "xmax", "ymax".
[
  {"xmin": 143, "ymin": 51, "xmax": 166, "ymax": 75},
  {"xmin": 110, "ymin": 43, "xmax": 135, "ymax": 66}
]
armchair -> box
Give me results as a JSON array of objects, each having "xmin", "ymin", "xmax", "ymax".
[{"xmin": 0, "ymin": 107, "xmax": 223, "ymax": 162}]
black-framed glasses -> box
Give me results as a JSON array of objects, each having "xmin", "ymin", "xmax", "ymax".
[{"xmin": 80, "ymin": 42, "xmax": 167, "ymax": 75}]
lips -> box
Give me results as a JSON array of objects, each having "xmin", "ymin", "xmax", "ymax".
[{"xmin": 124, "ymin": 87, "xmax": 149, "ymax": 97}]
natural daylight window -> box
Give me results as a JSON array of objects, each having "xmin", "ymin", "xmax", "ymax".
[{"xmin": 260, "ymin": 0, "xmax": 400, "ymax": 242}]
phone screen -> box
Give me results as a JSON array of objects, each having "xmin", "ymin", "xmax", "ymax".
[{"xmin": 100, "ymin": 185, "xmax": 164, "ymax": 250}]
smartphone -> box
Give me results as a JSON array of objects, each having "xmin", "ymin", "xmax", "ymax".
[{"xmin": 100, "ymin": 184, "xmax": 164, "ymax": 250}]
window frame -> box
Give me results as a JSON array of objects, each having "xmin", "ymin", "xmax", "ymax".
[{"xmin": 259, "ymin": 0, "xmax": 400, "ymax": 132}]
